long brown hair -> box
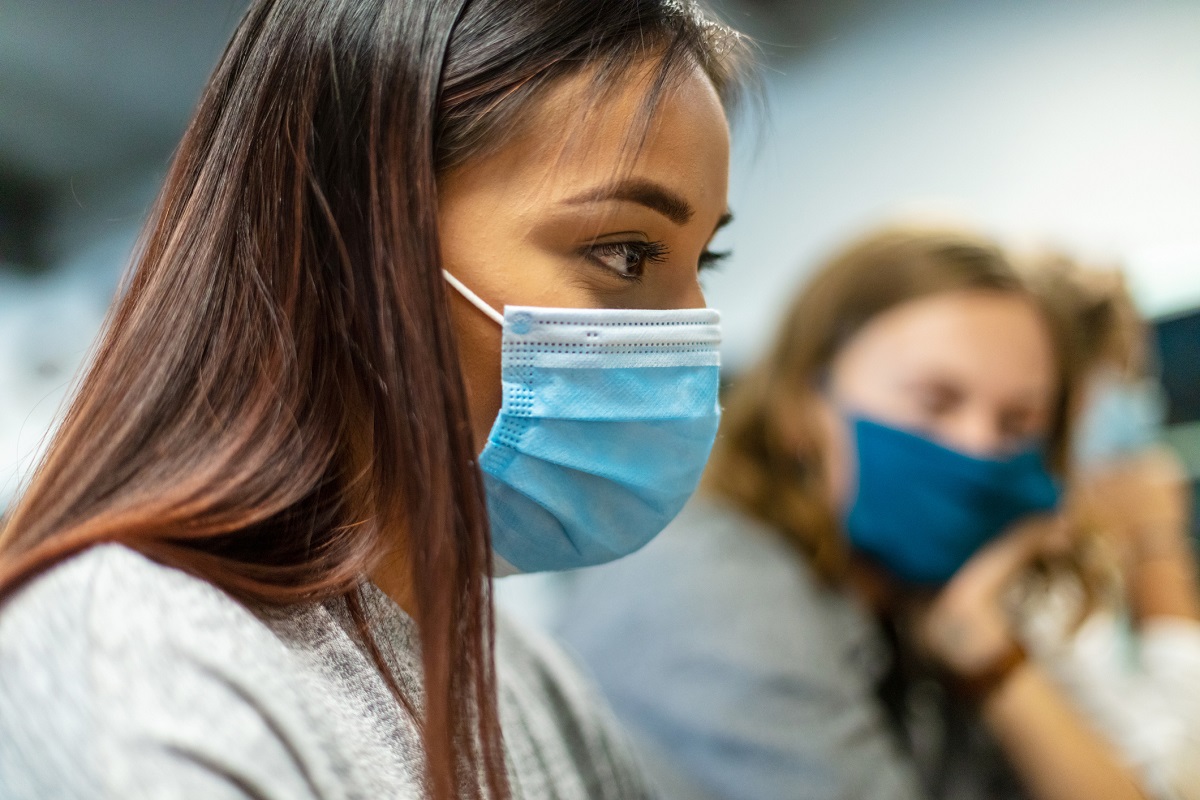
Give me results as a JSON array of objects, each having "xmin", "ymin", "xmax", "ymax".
[
  {"xmin": 0, "ymin": 2, "xmax": 746, "ymax": 798},
  {"xmin": 705, "ymin": 226, "xmax": 1078, "ymax": 583},
  {"xmin": 1020, "ymin": 253, "xmax": 1149, "ymax": 382}
]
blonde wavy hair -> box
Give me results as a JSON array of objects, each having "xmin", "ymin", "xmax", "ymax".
[
  {"xmin": 704, "ymin": 227, "xmax": 1080, "ymax": 584},
  {"xmin": 1017, "ymin": 253, "xmax": 1156, "ymax": 613},
  {"xmin": 1020, "ymin": 253, "xmax": 1149, "ymax": 381}
]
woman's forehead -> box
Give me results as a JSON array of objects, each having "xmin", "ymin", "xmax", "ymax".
[
  {"xmin": 836, "ymin": 291, "xmax": 1058, "ymax": 399},
  {"xmin": 465, "ymin": 63, "xmax": 726, "ymax": 187},
  {"xmin": 439, "ymin": 61, "xmax": 730, "ymax": 235}
]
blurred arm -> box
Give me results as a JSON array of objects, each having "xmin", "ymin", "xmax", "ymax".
[
  {"xmin": 920, "ymin": 520, "xmax": 1149, "ymax": 800},
  {"xmin": 980, "ymin": 661, "xmax": 1147, "ymax": 800}
]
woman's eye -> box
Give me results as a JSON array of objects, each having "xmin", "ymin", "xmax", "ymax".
[
  {"xmin": 587, "ymin": 241, "xmax": 670, "ymax": 280},
  {"xmin": 699, "ymin": 249, "xmax": 731, "ymax": 272},
  {"xmin": 999, "ymin": 409, "xmax": 1040, "ymax": 442},
  {"xmin": 915, "ymin": 387, "xmax": 958, "ymax": 417}
]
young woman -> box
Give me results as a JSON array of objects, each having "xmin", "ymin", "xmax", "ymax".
[
  {"xmin": 544, "ymin": 227, "xmax": 1163, "ymax": 800},
  {"xmin": 0, "ymin": 1, "xmax": 746, "ymax": 798}
]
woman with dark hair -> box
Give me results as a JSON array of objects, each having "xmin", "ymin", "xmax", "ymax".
[
  {"xmin": 0, "ymin": 1, "xmax": 746, "ymax": 797},
  {"xmin": 543, "ymin": 227, "xmax": 1161, "ymax": 800}
]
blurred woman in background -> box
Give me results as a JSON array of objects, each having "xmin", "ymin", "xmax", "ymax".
[
  {"xmin": 0, "ymin": 1, "xmax": 746, "ymax": 797},
  {"xmin": 546, "ymin": 227, "xmax": 1173, "ymax": 800}
]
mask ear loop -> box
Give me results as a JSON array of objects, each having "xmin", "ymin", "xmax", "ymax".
[{"xmin": 442, "ymin": 270, "xmax": 505, "ymax": 326}]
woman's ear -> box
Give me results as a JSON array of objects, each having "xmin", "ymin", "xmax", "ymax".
[
  {"xmin": 812, "ymin": 394, "xmax": 855, "ymax": 513},
  {"xmin": 769, "ymin": 386, "xmax": 853, "ymax": 512},
  {"xmin": 767, "ymin": 385, "xmax": 815, "ymax": 458}
]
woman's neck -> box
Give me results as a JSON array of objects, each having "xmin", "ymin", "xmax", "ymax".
[
  {"xmin": 846, "ymin": 555, "xmax": 900, "ymax": 614},
  {"xmin": 370, "ymin": 550, "xmax": 418, "ymax": 617}
]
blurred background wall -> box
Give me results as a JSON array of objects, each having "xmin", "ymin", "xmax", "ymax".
[{"xmin": 2, "ymin": 0, "xmax": 1198, "ymax": 515}]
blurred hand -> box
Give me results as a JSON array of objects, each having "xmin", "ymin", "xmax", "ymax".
[
  {"xmin": 918, "ymin": 516, "xmax": 1067, "ymax": 676},
  {"xmin": 1075, "ymin": 446, "xmax": 1200, "ymax": 622},
  {"xmin": 1073, "ymin": 447, "xmax": 1190, "ymax": 563}
]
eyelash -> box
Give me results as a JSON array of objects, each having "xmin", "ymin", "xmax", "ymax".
[
  {"xmin": 699, "ymin": 249, "xmax": 731, "ymax": 271},
  {"xmin": 585, "ymin": 240, "xmax": 732, "ymax": 281},
  {"xmin": 586, "ymin": 241, "xmax": 670, "ymax": 281}
]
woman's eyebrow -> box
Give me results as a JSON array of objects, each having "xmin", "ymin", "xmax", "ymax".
[{"xmin": 564, "ymin": 178, "xmax": 694, "ymax": 225}]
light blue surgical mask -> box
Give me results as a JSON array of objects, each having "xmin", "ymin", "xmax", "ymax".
[
  {"xmin": 843, "ymin": 416, "xmax": 1061, "ymax": 585},
  {"xmin": 1072, "ymin": 370, "xmax": 1166, "ymax": 468},
  {"xmin": 444, "ymin": 271, "xmax": 722, "ymax": 574}
]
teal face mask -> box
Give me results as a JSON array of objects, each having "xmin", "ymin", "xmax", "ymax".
[
  {"xmin": 844, "ymin": 417, "xmax": 1061, "ymax": 585},
  {"xmin": 444, "ymin": 272, "xmax": 722, "ymax": 574}
]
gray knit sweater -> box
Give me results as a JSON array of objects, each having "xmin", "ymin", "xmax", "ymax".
[{"xmin": 0, "ymin": 544, "xmax": 654, "ymax": 799}]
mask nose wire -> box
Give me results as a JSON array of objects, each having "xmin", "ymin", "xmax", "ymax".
[{"xmin": 442, "ymin": 269, "xmax": 505, "ymax": 327}]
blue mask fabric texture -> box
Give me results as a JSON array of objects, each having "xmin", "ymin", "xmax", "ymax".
[
  {"xmin": 843, "ymin": 417, "xmax": 1061, "ymax": 586},
  {"xmin": 480, "ymin": 305, "xmax": 722, "ymax": 573}
]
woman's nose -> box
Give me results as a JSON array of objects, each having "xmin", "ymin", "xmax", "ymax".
[
  {"xmin": 669, "ymin": 274, "xmax": 708, "ymax": 310},
  {"xmin": 943, "ymin": 411, "xmax": 1006, "ymax": 458},
  {"xmin": 681, "ymin": 282, "xmax": 708, "ymax": 310},
  {"xmin": 643, "ymin": 261, "xmax": 707, "ymax": 310}
]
